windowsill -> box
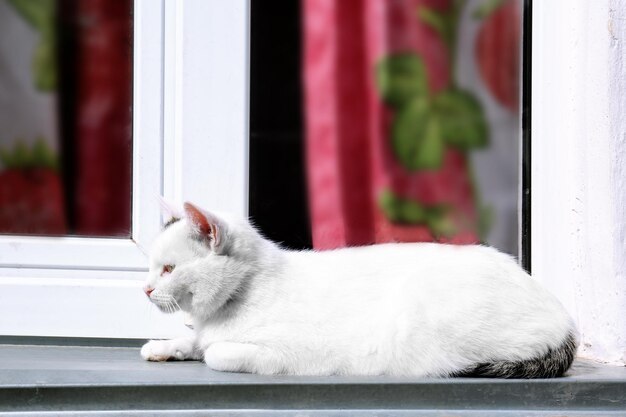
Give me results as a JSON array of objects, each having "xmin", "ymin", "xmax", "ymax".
[{"xmin": 1, "ymin": 344, "xmax": 625, "ymax": 415}]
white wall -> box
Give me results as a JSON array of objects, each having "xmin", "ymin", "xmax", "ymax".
[{"xmin": 532, "ymin": 0, "xmax": 626, "ymax": 365}]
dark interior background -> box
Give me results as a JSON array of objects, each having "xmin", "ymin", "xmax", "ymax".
[{"xmin": 249, "ymin": 1, "xmax": 312, "ymax": 249}]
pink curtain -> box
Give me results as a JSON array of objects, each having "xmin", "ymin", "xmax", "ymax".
[
  {"xmin": 303, "ymin": 0, "xmax": 375, "ymax": 248},
  {"xmin": 304, "ymin": 0, "xmax": 520, "ymax": 250}
]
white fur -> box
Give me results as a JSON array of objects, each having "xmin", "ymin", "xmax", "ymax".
[
  {"xmin": 142, "ymin": 204, "xmax": 577, "ymax": 376},
  {"xmin": 156, "ymin": 195, "xmax": 183, "ymax": 223}
]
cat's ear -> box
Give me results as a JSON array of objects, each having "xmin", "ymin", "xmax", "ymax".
[
  {"xmin": 183, "ymin": 202, "xmax": 225, "ymax": 249},
  {"xmin": 157, "ymin": 195, "xmax": 183, "ymax": 225}
]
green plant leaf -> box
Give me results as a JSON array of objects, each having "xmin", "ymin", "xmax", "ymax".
[
  {"xmin": 433, "ymin": 89, "xmax": 488, "ymax": 150},
  {"xmin": 0, "ymin": 138, "xmax": 59, "ymax": 169},
  {"xmin": 8, "ymin": 0, "xmax": 56, "ymax": 91},
  {"xmin": 399, "ymin": 199, "xmax": 427, "ymax": 223},
  {"xmin": 427, "ymin": 214, "xmax": 457, "ymax": 237},
  {"xmin": 34, "ymin": 33, "xmax": 56, "ymax": 91},
  {"xmin": 379, "ymin": 189, "xmax": 401, "ymax": 222},
  {"xmin": 391, "ymin": 98, "xmax": 444, "ymax": 171},
  {"xmin": 379, "ymin": 189, "xmax": 455, "ymax": 239},
  {"xmin": 391, "ymin": 98, "xmax": 429, "ymax": 169},
  {"xmin": 0, "ymin": 147, "xmax": 11, "ymax": 168},
  {"xmin": 13, "ymin": 140, "xmax": 32, "ymax": 167},
  {"xmin": 32, "ymin": 137, "xmax": 57, "ymax": 169},
  {"xmin": 376, "ymin": 54, "xmax": 428, "ymax": 108},
  {"xmin": 418, "ymin": 7, "xmax": 448, "ymax": 36},
  {"xmin": 473, "ymin": 0, "xmax": 507, "ymax": 19},
  {"xmin": 477, "ymin": 204, "xmax": 494, "ymax": 240},
  {"xmin": 7, "ymin": 0, "xmax": 53, "ymax": 29},
  {"xmin": 418, "ymin": 7, "xmax": 453, "ymax": 46},
  {"xmin": 415, "ymin": 116, "xmax": 444, "ymax": 169},
  {"xmin": 379, "ymin": 189, "xmax": 428, "ymax": 224}
]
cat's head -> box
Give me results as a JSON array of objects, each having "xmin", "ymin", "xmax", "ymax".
[{"xmin": 143, "ymin": 201, "xmax": 271, "ymax": 320}]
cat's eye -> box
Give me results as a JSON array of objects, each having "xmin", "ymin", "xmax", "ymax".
[{"xmin": 162, "ymin": 265, "xmax": 175, "ymax": 275}]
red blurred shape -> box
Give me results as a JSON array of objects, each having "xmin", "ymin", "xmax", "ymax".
[
  {"xmin": 304, "ymin": 0, "xmax": 480, "ymax": 250},
  {"xmin": 476, "ymin": 0, "xmax": 520, "ymax": 112},
  {"xmin": 0, "ymin": 167, "xmax": 66, "ymax": 235}
]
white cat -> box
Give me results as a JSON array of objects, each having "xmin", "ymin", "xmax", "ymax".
[{"xmin": 141, "ymin": 201, "xmax": 577, "ymax": 377}]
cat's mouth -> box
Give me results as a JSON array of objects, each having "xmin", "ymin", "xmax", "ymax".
[{"xmin": 149, "ymin": 293, "xmax": 181, "ymax": 314}]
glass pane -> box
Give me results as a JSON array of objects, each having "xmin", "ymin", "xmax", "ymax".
[
  {"xmin": 249, "ymin": 1, "xmax": 311, "ymax": 250},
  {"xmin": 251, "ymin": 0, "xmax": 523, "ymax": 257},
  {"xmin": 0, "ymin": 0, "xmax": 132, "ymax": 237}
]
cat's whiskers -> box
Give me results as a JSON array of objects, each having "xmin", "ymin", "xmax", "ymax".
[
  {"xmin": 151, "ymin": 293, "xmax": 180, "ymax": 314},
  {"xmin": 169, "ymin": 297, "xmax": 179, "ymax": 313}
]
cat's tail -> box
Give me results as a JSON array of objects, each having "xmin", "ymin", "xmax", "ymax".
[{"xmin": 455, "ymin": 331, "xmax": 578, "ymax": 379}]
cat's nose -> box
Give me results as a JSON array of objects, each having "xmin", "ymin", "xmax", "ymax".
[{"xmin": 144, "ymin": 287, "xmax": 154, "ymax": 297}]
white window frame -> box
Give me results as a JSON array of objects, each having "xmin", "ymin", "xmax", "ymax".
[
  {"xmin": 532, "ymin": 0, "xmax": 626, "ymax": 365},
  {"xmin": 0, "ymin": 0, "xmax": 250, "ymax": 339}
]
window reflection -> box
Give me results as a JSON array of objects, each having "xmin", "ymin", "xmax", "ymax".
[{"xmin": 0, "ymin": 0, "xmax": 132, "ymax": 237}]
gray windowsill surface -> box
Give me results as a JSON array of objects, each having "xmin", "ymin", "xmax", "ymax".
[{"xmin": 0, "ymin": 344, "xmax": 625, "ymax": 416}]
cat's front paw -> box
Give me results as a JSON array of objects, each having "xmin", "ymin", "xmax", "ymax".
[{"xmin": 141, "ymin": 340, "xmax": 174, "ymax": 362}]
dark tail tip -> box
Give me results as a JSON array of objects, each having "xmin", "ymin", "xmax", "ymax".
[{"xmin": 455, "ymin": 331, "xmax": 578, "ymax": 379}]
